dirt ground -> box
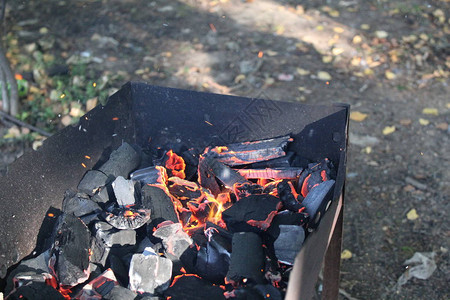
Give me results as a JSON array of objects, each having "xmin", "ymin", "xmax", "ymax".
[{"xmin": 1, "ymin": 0, "xmax": 449, "ymax": 299}]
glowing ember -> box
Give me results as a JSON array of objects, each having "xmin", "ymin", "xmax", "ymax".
[{"xmin": 165, "ymin": 150, "xmax": 186, "ymax": 179}]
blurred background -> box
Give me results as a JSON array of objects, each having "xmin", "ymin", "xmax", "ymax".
[{"xmin": 0, "ymin": 0, "xmax": 448, "ymax": 299}]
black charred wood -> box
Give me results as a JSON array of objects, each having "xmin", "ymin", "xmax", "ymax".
[
  {"xmin": 130, "ymin": 166, "xmax": 167, "ymax": 185},
  {"xmin": 7, "ymin": 282, "xmax": 65, "ymax": 300},
  {"xmin": 90, "ymin": 236, "xmax": 110, "ymax": 267},
  {"xmin": 273, "ymin": 225, "xmax": 305, "ymax": 265},
  {"xmin": 62, "ymin": 190, "xmax": 102, "ymax": 217},
  {"xmin": 75, "ymin": 268, "xmax": 119, "ymax": 299},
  {"xmin": 297, "ymin": 158, "xmax": 335, "ymax": 197},
  {"xmin": 181, "ymin": 148, "xmax": 200, "ymax": 180},
  {"xmin": 98, "ymin": 142, "xmax": 141, "ymax": 179},
  {"xmin": 266, "ymin": 210, "xmax": 309, "ymax": 246},
  {"xmin": 207, "ymin": 135, "xmax": 292, "ymax": 167},
  {"xmin": 201, "ymin": 154, "xmax": 248, "ymax": 189},
  {"xmin": 107, "ymin": 255, "xmax": 128, "ymax": 287},
  {"xmin": 77, "ymin": 170, "xmax": 109, "ymax": 196},
  {"xmin": 164, "ymin": 274, "xmax": 226, "ymax": 300},
  {"xmin": 91, "ymin": 186, "xmax": 111, "ymax": 204},
  {"xmin": 225, "ymin": 287, "xmax": 262, "ymax": 300},
  {"xmin": 254, "ymin": 284, "xmax": 283, "ymax": 300},
  {"xmin": 104, "ymin": 285, "xmax": 137, "ymax": 300},
  {"xmin": 50, "ymin": 214, "xmax": 91, "ymax": 287},
  {"xmin": 302, "ymin": 179, "xmax": 335, "ymax": 224},
  {"xmin": 94, "ymin": 221, "xmax": 137, "ymax": 248},
  {"xmin": 141, "ymin": 184, "xmax": 179, "ymax": 225},
  {"xmin": 276, "ymin": 180, "xmax": 304, "ymax": 212},
  {"xmin": 222, "ymin": 195, "xmax": 281, "ymax": 232},
  {"xmin": 195, "ymin": 241, "xmax": 230, "ymax": 284},
  {"xmin": 198, "ymin": 154, "xmax": 221, "ymax": 196},
  {"xmin": 249, "ymin": 151, "xmax": 295, "ymax": 169},
  {"xmin": 226, "ymin": 232, "xmax": 265, "ymax": 285},
  {"xmin": 233, "ymin": 182, "xmax": 264, "ymax": 201},
  {"xmin": 153, "ymin": 223, "xmax": 193, "ymax": 261}
]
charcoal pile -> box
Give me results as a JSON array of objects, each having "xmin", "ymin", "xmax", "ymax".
[{"xmin": 5, "ymin": 136, "xmax": 336, "ymax": 299}]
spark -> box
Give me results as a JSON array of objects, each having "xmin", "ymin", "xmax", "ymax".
[
  {"xmin": 209, "ymin": 23, "xmax": 217, "ymax": 33},
  {"xmin": 81, "ymin": 163, "xmax": 87, "ymax": 168},
  {"xmin": 112, "ymin": 117, "xmax": 119, "ymax": 121},
  {"xmin": 60, "ymin": 94, "xmax": 66, "ymax": 99},
  {"xmin": 92, "ymin": 82, "xmax": 97, "ymax": 87},
  {"xmin": 47, "ymin": 213, "xmax": 55, "ymax": 217},
  {"xmin": 258, "ymin": 51, "xmax": 264, "ymax": 58},
  {"xmin": 205, "ymin": 120, "xmax": 213, "ymax": 126},
  {"xmin": 85, "ymin": 155, "xmax": 91, "ymax": 159}
]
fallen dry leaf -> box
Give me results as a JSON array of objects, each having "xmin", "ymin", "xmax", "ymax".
[
  {"xmin": 419, "ymin": 118, "xmax": 430, "ymax": 126},
  {"xmin": 333, "ymin": 27, "xmax": 345, "ymax": 33},
  {"xmin": 322, "ymin": 56, "xmax": 333, "ymax": 63},
  {"xmin": 422, "ymin": 108, "xmax": 439, "ymax": 115},
  {"xmin": 341, "ymin": 249, "xmax": 352, "ymax": 260},
  {"xmin": 375, "ymin": 30, "xmax": 388, "ymax": 38},
  {"xmin": 383, "ymin": 126, "xmax": 396, "ymax": 135},
  {"xmin": 296, "ymin": 68, "xmax": 310, "ymax": 76},
  {"xmin": 353, "ymin": 35, "xmax": 362, "ymax": 44},
  {"xmin": 332, "ymin": 48, "xmax": 344, "ymax": 56},
  {"xmin": 350, "ymin": 111, "xmax": 368, "ymax": 122},
  {"xmin": 385, "ymin": 70, "xmax": 396, "ymax": 80},
  {"xmin": 400, "ymin": 119, "xmax": 412, "ymax": 126},
  {"xmin": 406, "ymin": 208, "xmax": 419, "ymax": 220},
  {"xmin": 317, "ymin": 71, "xmax": 332, "ymax": 81}
]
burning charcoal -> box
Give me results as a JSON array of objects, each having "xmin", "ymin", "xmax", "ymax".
[
  {"xmin": 98, "ymin": 142, "xmax": 141, "ymax": 178},
  {"xmin": 198, "ymin": 154, "xmax": 221, "ymax": 196},
  {"xmin": 195, "ymin": 241, "xmax": 230, "ymax": 283},
  {"xmin": 91, "ymin": 186, "xmax": 111, "ymax": 204},
  {"xmin": 136, "ymin": 236, "xmax": 154, "ymax": 253},
  {"xmin": 153, "ymin": 223, "xmax": 193, "ymax": 260},
  {"xmin": 5, "ymin": 249, "xmax": 51, "ymax": 295},
  {"xmin": 226, "ymin": 232, "xmax": 265, "ymax": 285},
  {"xmin": 181, "ymin": 148, "xmax": 200, "ymax": 180},
  {"xmin": 224, "ymin": 287, "xmax": 262, "ymax": 300},
  {"xmin": 163, "ymin": 150, "xmax": 186, "ymax": 179},
  {"xmin": 199, "ymin": 153, "xmax": 248, "ymax": 191},
  {"xmin": 302, "ymin": 179, "xmax": 335, "ymax": 223},
  {"xmin": 112, "ymin": 176, "xmax": 136, "ymax": 207},
  {"xmin": 276, "ymin": 180, "xmax": 304, "ymax": 212},
  {"xmin": 254, "ymin": 284, "xmax": 283, "ymax": 300},
  {"xmin": 62, "ymin": 190, "xmax": 101, "ymax": 217},
  {"xmin": 49, "ymin": 214, "xmax": 90, "ymax": 287},
  {"xmin": 233, "ymin": 182, "xmax": 264, "ymax": 201},
  {"xmin": 104, "ymin": 285, "xmax": 137, "ymax": 300},
  {"xmin": 128, "ymin": 247, "xmax": 173, "ymax": 294},
  {"xmin": 105, "ymin": 207, "xmax": 151, "ymax": 230},
  {"xmin": 7, "ymin": 282, "xmax": 65, "ymax": 300},
  {"xmin": 164, "ymin": 274, "xmax": 226, "ymax": 300},
  {"xmin": 141, "ymin": 184, "xmax": 179, "ymax": 225},
  {"xmin": 94, "ymin": 221, "xmax": 137, "ymax": 248},
  {"xmin": 75, "ymin": 268, "xmax": 119, "ymax": 299},
  {"xmin": 77, "ymin": 170, "xmax": 109, "ymax": 196},
  {"xmin": 298, "ymin": 158, "xmax": 335, "ymax": 197},
  {"xmin": 130, "ymin": 165, "xmax": 168, "ymax": 185},
  {"xmin": 249, "ymin": 151, "xmax": 295, "ymax": 168},
  {"xmin": 273, "ymin": 225, "xmax": 305, "ymax": 265},
  {"xmin": 168, "ymin": 177, "xmax": 211, "ymax": 205},
  {"xmin": 206, "ymin": 135, "xmax": 292, "ymax": 167},
  {"xmin": 236, "ymin": 167, "xmax": 302, "ymax": 180},
  {"xmin": 222, "ymin": 194, "xmax": 281, "ymax": 232}
]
